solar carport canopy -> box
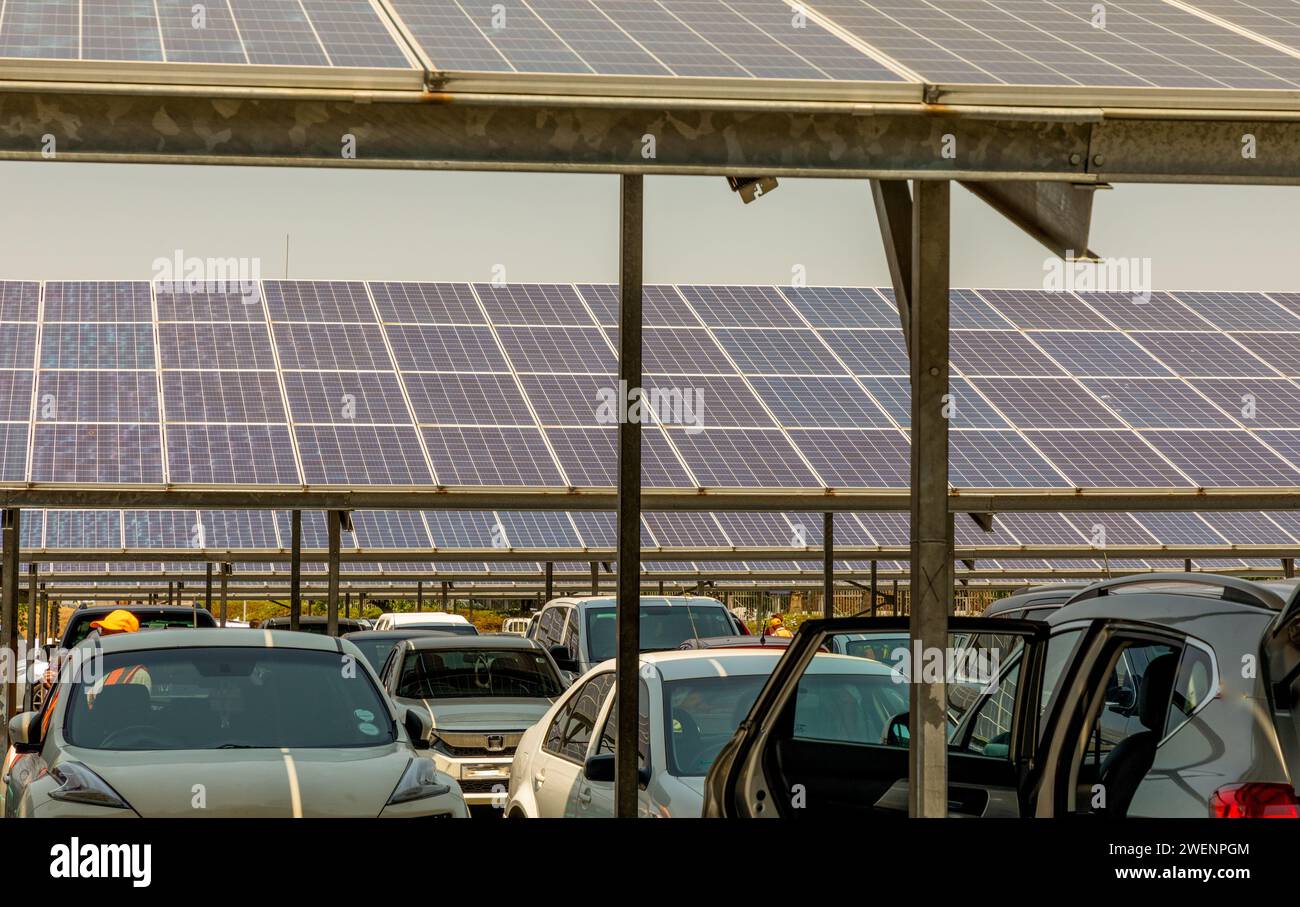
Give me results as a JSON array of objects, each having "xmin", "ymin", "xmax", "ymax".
[{"xmin": 4, "ymin": 0, "xmax": 1300, "ymax": 109}]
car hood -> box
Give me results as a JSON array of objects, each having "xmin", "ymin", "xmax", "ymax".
[
  {"xmin": 402, "ymin": 697, "xmax": 553, "ymax": 730},
  {"xmin": 62, "ymin": 744, "xmax": 412, "ymax": 818}
]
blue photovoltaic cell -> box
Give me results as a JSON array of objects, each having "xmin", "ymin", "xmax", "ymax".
[
  {"xmin": 422, "ymin": 427, "xmax": 564, "ymax": 486},
  {"xmin": 0, "ymin": 371, "xmax": 34, "ymax": 421},
  {"xmin": 1131, "ymin": 511, "xmax": 1226, "ymax": 546},
  {"xmin": 779, "ymin": 286, "xmax": 899, "ymax": 329},
  {"xmin": 82, "ymin": 0, "xmax": 164, "ymax": 61},
  {"xmin": 518, "ymin": 373, "xmax": 614, "ymax": 426},
  {"xmin": 1262, "ymin": 508, "xmax": 1300, "ymax": 542},
  {"xmin": 162, "ymin": 371, "xmax": 286, "ymax": 423},
  {"xmin": 569, "ymin": 510, "xmax": 614, "ymax": 547},
  {"xmin": 45, "ymin": 510, "xmax": 120, "ymax": 548},
  {"xmin": 0, "ymin": 423, "xmax": 28, "ymax": 481},
  {"xmin": 1083, "ymin": 378, "xmax": 1238, "ymax": 428},
  {"xmin": 1146, "ymin": 430, "xmax": 1300, "ymax": 485},
  {"xmin": 0, "ymin": 0, "xmax": 79, "ymax": 58},
  {"xmin": 949, "ymin": 332, "xmax": 1067, "ymax": 377},
  {"xmin": 817, "ymin": 330, "xmax": 909, "ymax": 375},
  {"xmin": 638, "ymin": 328, "xmax": 733, "ymax": 374},
  {"xmin": 41, "ymin": 324, "xmax": 153, "ymax": 369},
  {"xmin": 156, "ymin": 0, "xmax": 247, "ymax": 64},
  {"xmin": 386, "ymin": 0, "xmax": 513, "ymax": 72},
  {"xmin": 747, "ymin": 376, "xmax": 893, "ymax": 427},
  {"xmin": 371, "ymin": 283, "xmax": 485, "ymax": 324},
  {"xmin": 32, "ymin": 424, "xmax": 164, "ymax": 483},
  {"xmin": 496, "ymin": 326, "xmax": 615, "ymax": 373},
  {"xmin": 643, "ymin": 375, "xmax": 773, "ymax": 428},
  {"xmin": 788, "ymin": 429, "xmax": 910, "ymax": 487},
  {"xmin": 227, "ymin": 0, "xmax": 330, "ymax": 66},
  {"xmin": 644, "ymin": 511, "xmax": 725, "ymax": 548},
  {"xmin": 123, "ymin": 510, "xmax": 198, "ymax": 548},
  {"xmin": 516, "ymin": 0, "xmax": 669, "ymax": 76},
  {"xmin": 272, "ymin": 323, "xmax": 394, "ymax": 370},
  {"xmin": 158, "ymin": 323, "xmax": 276, "ymax": 369},
  {"xmin": 154, "ymin": 285, "xmax": 264, "ymax": 321},
  {"xmin": 1020, "ymin": 431, "xmax": 1190, "ymax": 487},
  {"xmin": 1129, "ymin": 332, "xmax": 1278, "ymax": 377},
  {"xmin": 857, "ymin": 376, "xmax": 1008, "ymax": 429},
  {"xmin": 712, "ymin": 0, "xmax": 902, "ymax": 81},
  {"xmin": 668, "ymin": 428, "xmax": 819, "ymax": 487},
  {"xmin": 1188, "ymin": 378, "xmax": 1300, "ymax": 427},
  {"xmin": 423, "ymin": 510, "xmax": 500, "ymax": 547},
  {"xmin": 655, "ymin": 2, "xmax": 827, "ymax": 79},
  {"xmin": 1171, "ymin": 291, "xmax": 1300, "ymax": 330},
  {"xmin": 712, "ymin": 512, "xmax": 798, "ymax": 547},
  {"xmin": 996, "ymin": 512, "xmax": 1088, "ymax": 546},
  {"xmin": 474, "ymin": 283, "xmax": 594, "ymax": 325},
  {"xmin": 1227, "ymin": 333, "xmax": 1300, "ymax": 376},
  {"xmin": 851, "ymin": 512, "xmax": 911, "ymax": 546},
  {"xmin": 200, "ymin": 510, "xmax": 280, "ymax": 548},
  {"xmin": 1027, "ymin": 332, "xmax": 1171, "ymax": 378},
  {"xmin": 43, "ymin": 282, "xmax": 152, "ymax": 322},
  {"xmin": 404, "ymin": 372, "xmax": 535, "ymax": 426},
  {"xmin": 495, "ymin": 511, "xmax": 580, "ymax": 548},
  {"xmin": 282, "ymin": 371, "xmax": 414, "ymax": 424},
  {"xmin": 713, "ymin": 328, "xmax": 846, "ymax": 375},
  {"xmin": 544, "ymin": 427, "xmax": 694, "ymax": 486},
  {"xmin": 19, "ymin": 510, "xmax": 41, "ymax": 548},
  {"xmin": 1059, "ymin": 512, "xmax": 1158, "ymax": 545},
  {"xmin": 165, "ymin": 425, "xmax": 299, "ymax": 484},
  {"xmin": 576, "ymin": 285, "xmax": 701, "ymax": 327},
  {"xmin": 385, "ymin": 325, "xmax": 509, "ymax": 372},
  {"xmin": 299, "ymin": 0, "xmax": 411, "ymax": 68},
  {"xmin": 585, "ymin": 0, "xmax": 748, "ymax": 78},
  {"xmin": 1197, "ymin": 511, "xmax": 1295, "ymax": 545},
  {"xmin": 0, "ymin": 281, "xmax": 39, "ymax": 321},
  {"xmin": 295, "ymin": 425, "xmax": 431, "ymax": 484},
  {"xmin": 264, "ymin": 281, "xmax": 375, "ymax": 322},
  {"xmin": 1073, "ymin": 291, "xmax": 1211, "ymax": 330},
  {"xmin": 273, "ymin": 510, "xmax": 356, "ymax": 548},
  {"xmin": 969, "ymin": 378, "xmax": 1126, "ymax": 428},
  {"xmin": 978, "ymin": 289, "xmax": 1113, "ymax": 330},
  {"xmin": 949, "ymin": 430, "xmax": 1069, "ymax": 488},
  {"xmin": 954, "ymin": 512, "xmax": 1021, "ymax": 547},
  {"xmin": 1242, "ymin": 431, "xmax": 1300, "ymax": 475},
  {"xmin": 36, "ymin": 371, "xmax": 159, "ymax": 422},
  {"xmin": 949, "ymin": 289, "xmax": 1013, "ymax": 329},
  {"xmin": 679, "ymin": 286, "xmax": 805, "ymax": 328},
  {"xmin": 351, "ymin": 510, "xmax": 432, "ymax": 548}
]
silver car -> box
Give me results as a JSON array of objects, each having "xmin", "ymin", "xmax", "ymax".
[{"xmin": 5, "ymin": 629, "xmax": 468, "ymax": 818}]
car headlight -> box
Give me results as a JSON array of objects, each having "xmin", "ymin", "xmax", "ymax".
[
  {"xmin": 387, "ymin": 758, "xmax": 452, "ymax": 806},
  {"xmin": 47, "ymin": 762, "xmax": 132, "ymax": 810}
]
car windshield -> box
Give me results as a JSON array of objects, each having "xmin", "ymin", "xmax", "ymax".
[
  {"xmin": 663, "ymin": 673, "xmax": 768, "ymax": 777},
  {"xmin": 66, "ymin": 611, "xmax": 213, "ymax": 647},
  {"xmin": 397, "ymin": 648, "xmax": 563, "ymax": 699},
  {"xmin": 586, "ymin": 605, "xmax": 737, "ymax": 661},
  {"xmin": 351, "ymin": 639, "xmax": 403, "ymax": 672},
  {"xmin": 394, "ymin": 622, "xmax": 477, "ymax": 636},
  {"xmin": 63, "ymin": 647, "xmax": 396, "ymax": 751}
]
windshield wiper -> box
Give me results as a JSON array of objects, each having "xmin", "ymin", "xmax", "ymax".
[{"xmin": 214, "ymin": 743, "xmax": 260, "ymax": 749}]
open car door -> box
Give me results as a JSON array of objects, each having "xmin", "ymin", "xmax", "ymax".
[
  {"xmin": 1264, "ymin": 586, "xmax": 1300, "ymax": 776},
  {"xmin": 703, "ymin": 617, "xmax": 1050, "ymax": 818}
]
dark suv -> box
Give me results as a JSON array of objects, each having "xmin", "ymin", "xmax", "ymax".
[{"xmin": 706, "ymin": 574, "xmax": 1300, "ymax": 819}]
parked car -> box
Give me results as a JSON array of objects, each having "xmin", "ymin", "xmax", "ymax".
[
  {"xmin": 505, "ymin": 649, "xmax": 785, "ymax": 818},
  {"xmin": 342, "ymin": 628, "xmax": 457, "ymax": 673},
  {"xmin": 4, "ymin": 629, "xmax": 467, "ymax": 818},
  {"xmin": 373, "ymin": 612, "xmax": 477, "ymax": 635},
  {"xmin": 980, "ymin": 582, "xmax": 1094, "ymax": 620},
  {"xmin": 530, "ymin": 596, "xmax": 740, "ymax": 675},
  {"xmin": 705, "ymin": 573, "xmax": 1300, "ymax": 819},
  {"xmin": 501, "ymin": 618, "xmax": 531, "ymax": 637},
  {"xmin": 260, "ymin": 616, "xmax": 364, "ymax": 635},
  {"xmin": 376, "ymin": 636, "xmax": 567, "ymax": 806},
  {"xmin": 678, "ymin": 635, "xmax": 794, "ymax": 650}
]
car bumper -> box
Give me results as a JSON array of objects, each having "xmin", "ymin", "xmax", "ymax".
[{"xmin": 433, "ymin": 755, "xmax": 513, "ymax": 805}]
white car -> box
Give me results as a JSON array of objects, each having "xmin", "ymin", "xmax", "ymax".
[
  {"xmin": 373, "ymin": 612, "xmax": 476, "ymax": 635},
  {"xmin": 501, "ymin": 618, "xmax": 531, "ymax": 637},
  {"xmin": 504, "ymin": 649, "xmax": 784, "ymax": 818}
]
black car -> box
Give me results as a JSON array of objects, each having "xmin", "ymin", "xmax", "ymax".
[
  {"xmin": 261, "ymin": 616, "xmax": 364, "ymax": 636},
  {"xmin": 57, "ymin": 605, "xmax": 216, "ymax": 651},
  {"xmin": 342, "ymin": 628, "xmax": 458, "ymax": 672}
]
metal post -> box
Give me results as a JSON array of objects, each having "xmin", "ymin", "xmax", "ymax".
[
  {"xmin": 870, "ymin": 560, "xmax": 879, "ymax": 617},
  {"xmin": 344, "ymin": 592, "xmax": 351, "ymax": 619},
  {"xmin": 823, "ymin": 512, "xmax": 835, "ymax": 619},
  {"xmin": 1185, "ymin": 558, "xmax": 1194, "ymax": 573},
  {"xmin": 615, "ymin": 172, "xmax": 643, "ymax": 819},
  {"xmin": 167, "ymin": 581, "xmax": 175, "ymax": 606},
  {"xmin": 544, "ymin": 562, "xmax": 553, "ymax": 603},
  {"xmin": 441, "ymin": 582, "xmax": 448, "ymax": 613},
  {"xmin": 1285, "ymin": 558, "xmax": 1295, "ymax": 579},
  {"xmin": 290, "ymin": 510, "xmax": 302, "ymax": 631},
  {"xmin": 327, "ymin": 510, "xmax": 341, "ymax": 636},
  {"xmin": 416, "ymin": 581, "xmax": 423, "ymax": 612},
  {"xmin": 220, "ymin": 564, "xmax": 229, "ymax": 627},
  {"xmin": 205, "ymin": 563, "xmax": 213, "ymax": 615},
  {"xmin": 2, "ymin": 509, "xmax": 20, "ymax": 734},
  {"xmin": 908, "ymin": 178, "xmax": 952, "ymax": 818},
  {"xmin": 591, "ymin": 561, "xmax": 599, "ymax": 596},
  {"xmin": 38, "ymin": 583, "xmax": 47, "ymax": 646}
]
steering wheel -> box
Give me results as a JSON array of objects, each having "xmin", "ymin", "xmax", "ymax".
[{"xmin": 99, "ymin": 725, "xmax": 183, "ymax": 749}]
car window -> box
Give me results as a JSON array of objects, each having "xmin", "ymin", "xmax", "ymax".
[
  {"xmin": 396, "ymin": 648, "xmax": 564, "ymax": 699},
  {"xmin": 562, "ymin": 613, "xmax": 580, "ymax": 656},
  {"xmin": 953, "ymin": 653, "xmax": 1021, "ymax": 758},
  {"xmin": 584, "ymin": 604, "xmax": 736, "ymax": 662},
  {"xmin": 537, "ymin": 608, "xmax": 564, "ymax": 648},
  {"xmin": 662, "ymin": 673, "xmax": 768, "ymax": 776},
  {"xmin": 790, "ymin": 655, "xmax": 909, "ymax": 748},
  {"xmin": 1038, "ymin": 628, "xmax": 1084, "ymax": 740},
  {"xmin": 597, "ymin": 680, "xmax": 650, "ymax": 772},
  {"xmin": 544, "ymin": 672, "xmax": 614, "ymax": 762},
  {"xmin": 1165, "ymin": 645, "xmax": 1215, "ymax": 737}
]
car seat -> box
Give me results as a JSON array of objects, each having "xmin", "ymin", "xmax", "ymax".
[{"xmin": 1097, "ymin": 652, "xmax": 1178, "ymax": 817}]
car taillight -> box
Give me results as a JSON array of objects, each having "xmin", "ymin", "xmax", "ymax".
[{"xmin": 1210, "ymin": 783, "xmax": 1300, "ymax": 818}]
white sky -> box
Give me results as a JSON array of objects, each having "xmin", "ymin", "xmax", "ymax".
[{"xmin": 2, "ymin": 162, "xmax": 1297, "ymax": 291}]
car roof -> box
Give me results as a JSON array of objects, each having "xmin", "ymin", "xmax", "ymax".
[
  {"xmin": 546, "ymin": 595, "xmax": 725, "ymax": 609},
  {"xmin": 263, "ymin": 616, "xmax": 361, "ymax": 625},
  {"xmin": 614, "ymin": 649, "xmax": 784, "ymax": 680},
  {"xmin": 982, "ymin": 585, "xmax": 1089, "ymax": 616},
  {"xmin": 400, "ymin": 635, "xmax": 542, "ymax": 651},
  {"xmin": 68, "ymin": 605, "xmax": 213, "ymax": 618},
  {"xmin": 342, "ymin": 628, "xmax": 456, "ymax": 641},
  {"xmin": 77, "ymin": 627, "xmax": 348, "ymax": 654}
]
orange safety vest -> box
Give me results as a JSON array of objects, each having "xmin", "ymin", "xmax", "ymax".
[{"xmin": 103, "ymin": 665, "xmax": 146, "ymax": 685}]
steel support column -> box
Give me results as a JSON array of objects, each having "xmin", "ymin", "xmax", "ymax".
[
  {"xmin": 220, "ymin": 564, "xmax": 229, "ymax": 627},
  {"xmin": 327, "ymin": 510, "xmax": 341, "ymax": 636},
  {"xmin": 823, "ymin": 512, "xmax": 835, "ymax": 619},
  {"xmin": 615, "ymin": 172, "xmax": 643, "ymax": 819},
  {"xmin": 591, "ymin": 562, "xmax": 599, "ymax": 596},
  {"xmin": 1, "ymin": 509, "xmax": 19, "ymax": 735},
  {"xmin": 416, "ymin": 581, "xmax": 423, "ymax": 612},
  {"xmin": 205, "ymin": 563, "xmax": 213, "ymax": 615},
  {"xmin": 290, "ymin": 510, "xmax": 302, "ymax": 631},
  {"xmin": 545, "ymin": 562, "xmax": 553, "ymax": 603},
  {"xmin": 909, "ymin": 179, "xmax": 952, "ymax": 818},
  {"xmin": 870, "ymin": 560, "xmax": 879, "ymax": 617}
]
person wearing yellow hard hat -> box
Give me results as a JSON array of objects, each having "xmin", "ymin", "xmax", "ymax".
[
  {"xmin": 40, "ymin": 609, "xmax": 152, "ymax": 735},
  {"xmin": 766, "ymin": 614, "xmax": 793, "ymax": 638}
]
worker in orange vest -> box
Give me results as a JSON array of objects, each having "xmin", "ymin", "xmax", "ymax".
[
  {"xmin": 41, "ymin": 610, "xmax": 149, "ymax": 736},
  {"xmin": 766, "ymin": 615, "xmax": 794, "ymax": 638}
]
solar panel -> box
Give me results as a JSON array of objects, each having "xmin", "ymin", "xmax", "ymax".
[
  {"xmin": 969, "ymin": 377, "xmax": 1126, "ymax": 428},
  {"xmin": 0, "ymin": 423, "xmax": 28, "ymax": 481},
  {"xmin": 41, "ymin": 324, "xmax": 152, "ymax": 369},
  {"xmin": 1223, "ymin": 333, "xmax": 1300, "ymax": 376},
  {"xmin": 0, "ymin": 0, "xmax": 80, "ymax": 59},
  {"xmin": 818, "ymin": 330, "xmax": 910, "ymax": 375},
  {"xmin": 371, "ymin": 283, "xmax": 485, "ymax": 324},
  {"xmin": 295, "ymin": 425, "xmax": 431, "ymax": 484},
  {"xmin": 543, "ymin": 427, "xmax": 694, "ymax": 486},
  {"xmin": 748, "ymin": 376, "xmax": 893, "ymax": 427},
  {"xmin": 474, "ymin": 283, "xmax": 594, "ymax": 325},
  {"xmin": 1059, "ymin": 512, "xmax": 1158, "ymax": 545},
  {"xmin": 1082, "ymin": 378, "xmax": 1238, "ymax": 428},
  {"xmin": 518, "ymin": 373, "xmax": 614, "ymax": 426},
  {"xmin": 495, "ymin": 326, "xmax": 615, "ymax": 373},
  {"xmin": 494, "ymin": 511, "xmax": 580, "ymax": 548},
  {"xmin": 712, "ymin": 512, "xmax": 799, "ymax": 547},
  {"xmin": 953, "ymin": 512, "xmax": 1021, "ymax": 547},
  {"xmin": 162, "ymin": 371, "xmax": 287, "ymax": 423},
  {"xmin": 779, "ymin": 286, "xmax": 899, "ymax": 328},
  {"xmin": 713, "ymin": 328, "xmax": 848, "ymax": 376},
  {"xmin": 949, "ymin": 429, "xmax": 1069, "ymax": 488},
  {"xmin": 1143, "ymin": 429, "xmax": 1300, "ymax": 485},
  {"xmin": 635, "ymin": 328, "xmax": 734, "ymax": 374},
  {"xmin": 1071, "ymin": 291, "xmax": 1210, "ymax": 330},
  {"xmin": 1197, "ymin": 511, "xmax": 1295, "ymax": 544},
  {"xmin": 1171, "ymin": 290, "xmax": 1300, "ymax": 330},
  {"xmin": 1128, "ymin": 332, "xmax": 1278, "ymax": 377},
  {"xmin": 0, "ymin": 370, "xmax": 34, "ymax": 421},
  {"xmin": 154, "ymin": 286, "xmax": 264, "ymax": 321},
  {"xmin": 264, "ymin": 281, "xmax": 376, "ymax": 322},
  {"xmin": 857, "ymin": 375, "xmax": 1009, "ymax": 429},
  {"xmin": 1187, "ymin": 378, "xmax": 1300, "ymax": 427},
  {"xmin": 1127, "ymin": 511, "xmax": 1223, "ymax": 546},
  {"xmin": 567, "ymin": 510, "xmax": 657, "ymax": 548},
  {"xmin": 977, "ymin": 289, "xmax": 1113, "ymax": 330},
  {"xmin": 643, "ymin": 375, "xmax": 772, "ymax": 428},
  {"xmin": 350, "ymin": 510, "xmax": 433, "ymax": 549},
  {"xmin": 385, "ymin": 325, "xmax": 510, "ymax": 372},
  {"xmin": 788, "ymin": 429, "xmax": 910, "ymax": 487},
  {"xmin": 852, "ymin": 512, "xmax": 911, "ymax": 546},
  {"xmin": 422, "ymin": 426, "xmax": 565, "ymax": 486},
  {"xmin": 200, "ymin": 509, "xmax": 280, "ymax": 548},
  {"xmin": 423, "ymin": 510, "xmax": 500, "ymax": 547},
  {"xmin": 575, "ymin": 285, "xmax": 700, "ymax": 327},
  {"xmin": 404, "ymin": 372, "xmax": 534, "ymax": 426},
  {"xmin": 123, "ymin": 510, "xmax": 200, "ymax": 548},
  {"xmin": 0, "ymin": 281, "xmax": 40, "ymax": 321},
  {"xmin": 273, "ymin": 510, "xmax": 356, "ymax": 549},
  {"xmin": 272, "ymin": 323, "xmax": 394, "ymax": 370},
  {"xmin": 155, "ymin": 0, "xmax": 247, "ymax": 64},
  {"xmin": 158, "ymin": 323, "xmax": 276, "ymax": 369},
  {"xmin": 1020, "ymin": 431, "xmax": 1190, "ymax": 487},
  {"xmin": 32, "ymin": 423, "xmax": 164, "ymax": 483},
  {"xmin": 299, "ymin": 0, "xmax": 413, "ymax": 68},
  {"xmin": 948, "ymin": 288, "xmax": 1013, "ymax": 329},
  {"xmin": 678, "ymin": 285, "xmax": 805, "ymax": 327},
  {"xmin": 668, "ymin": 428, "xmax": 820, "ymax": 487},
  {"xmin": 45, "ymin": 509, "xmax": 120, "ymax": 548},
  {"xmin": 996, "ymin": 512, "xmax": 1088, "ymax": 546},
  {"xmin": 165, "ymin": 425, "xmax": 299, "ymax": 484},
  {"xmin": 1027, "ymin": 331, "xmax": 1170, "ymax": 378},
  {"xmin": 644, "ymin": 511, "xmax": 725, "ymax": 548},
  {"xmin": 36, "ymin": 371, "xmax": 159, "ymax": 422},
  {"xmin": 282, "ymin": 371, "xmax": 414, "ymax": 425},
  {"xmin": 949, "ymin": 331, "xmax": 1066, "ymax": 377},
  {"xmin": 1249, "ymin": 430, "xmax": 1300, "ymax": 474}
]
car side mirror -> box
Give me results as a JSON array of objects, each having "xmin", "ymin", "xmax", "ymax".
[
  {"xmin": 9, "ymin": 711, "xmax": 41, "ymax": 753},
  {"xmin": 403, "ymin": 707, "xmax": 431, "ymax": 751},
  {"xmin": 548, "ymin": 645, "xmax": 578, "ymax": 673},
  {"xmin": 583, "ymin": 752, "xmax": 615, "ymax": 783},
  {"xmin": 559, "ymin": 670, "xmax": 577, "ymax": 688},
  {"xmin": 1106, "ymin": 685, "xmax": 1137, "ymax": 712},
  {"xmin": 884, "ymin": 712, "xmax": 910, "ymax": 747}
]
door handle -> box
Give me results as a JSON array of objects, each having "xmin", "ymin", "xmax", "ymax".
[
  {"xmin": 533, "ymin": 770, "xmax": 546, "ymax": 788},
  {"xmin": 577, "ymin": 785, "xmax": 592, "ymax": 806}
]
